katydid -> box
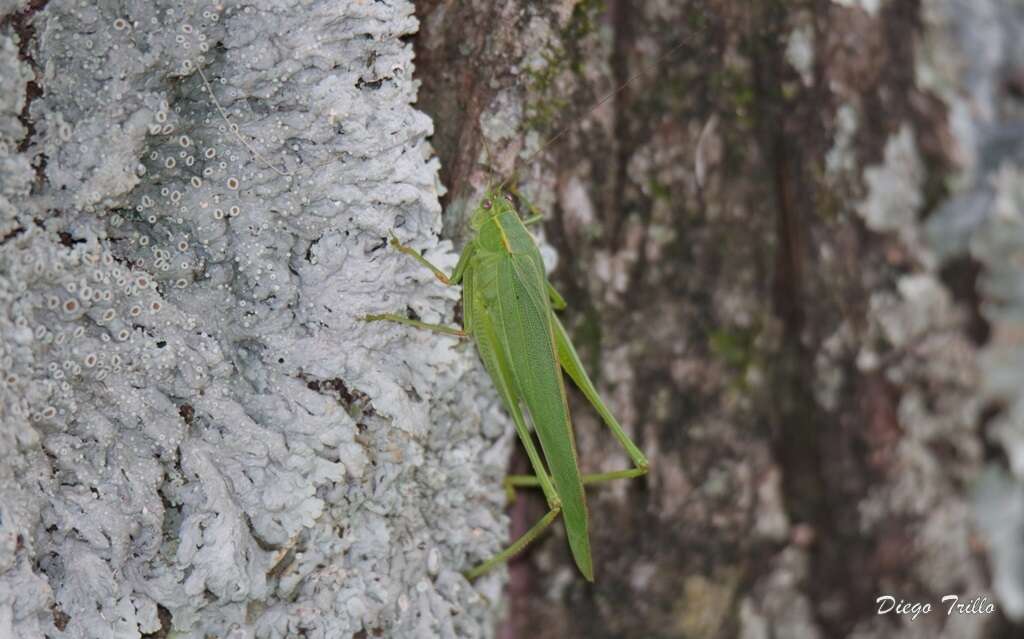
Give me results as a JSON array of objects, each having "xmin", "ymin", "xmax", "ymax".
[{"xmin": 363, "ymin": 188, "xmax": 649, "ymax": 581}]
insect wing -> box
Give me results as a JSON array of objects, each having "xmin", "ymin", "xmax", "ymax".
[{"xmin": 493, "ymin": 252, "xmax": 593, "ymax": 580}]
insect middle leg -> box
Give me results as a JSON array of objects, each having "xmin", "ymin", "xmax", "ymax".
[{"xmin": 504, "ymin": 465, "xmax": 647, "ymax": 494}]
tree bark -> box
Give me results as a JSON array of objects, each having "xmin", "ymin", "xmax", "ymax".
[{"xmin": 414, "ymin": 1, "xmax": 1021, "ymax": 638}]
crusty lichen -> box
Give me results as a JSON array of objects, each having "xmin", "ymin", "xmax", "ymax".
[{"xmin": 0, "ymin": 2, "xmax": 504, "ymax": 638}]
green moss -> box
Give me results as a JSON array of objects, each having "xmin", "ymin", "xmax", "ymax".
[
  {"xmin": 711, "ymin": 67, "xmax": 756, "ymax": 126},
  {"xmin": 686, "ymin": 5, "xmax": 709, "ymax": 30},
  {"xmin": 672, "ymin": 568, "xmax": 744, "ymax": 638},
  {"xmin": 709, "ymin": 329, "xmax": 748, "ymax": 368},
  {"xmin": 649, "ymin": 177, "xmax": 672, "ymax": 202},
  {"xmin": 524, "ymin": 50, "xmax": 570, "ymax": 131},
  {"xmin": 564, "ymin": 0, "xmax": 605, "ymax": 72},
  {"xmin": 708, "ymin": 325, "xmax": 760, "ymax": 384},
  {"xmin": 524, "ymin": 0, "xmax": 606, "ymax": 132}
]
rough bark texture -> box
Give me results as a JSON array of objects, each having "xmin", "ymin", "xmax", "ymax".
[{"xmin": 413, "ymin": 0, "xmax": 1022, "ymax": 638}]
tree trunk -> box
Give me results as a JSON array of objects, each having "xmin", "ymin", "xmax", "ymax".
[{"xmin": 413, "ymin": 0, "xmax": 1022, "ymax": 638}]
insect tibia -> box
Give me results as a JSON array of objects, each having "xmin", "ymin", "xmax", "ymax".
[
  {"xmin": 386, "ymin": 232, "xmax": 453, "ymax": 285},
  {"xmin": 505, "ymin": 474, "xmax": 564, "ymax": 510}
]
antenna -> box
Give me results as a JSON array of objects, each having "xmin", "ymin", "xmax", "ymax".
[
  {"xmin": 515, "ymin": 39, "xmax": 689, "ymax": 173},
  {"xmin": 195, "ymin": 61, "xmax": 293, "ymax": 178}
]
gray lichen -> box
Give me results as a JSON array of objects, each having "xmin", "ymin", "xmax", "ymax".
[{"xmin": 0, "ymin": 2, "xmax": 507, "ymax": 637}]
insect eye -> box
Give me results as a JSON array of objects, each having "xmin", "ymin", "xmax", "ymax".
[
  {"xmin": 482, "ymin": 200, "xmax": 491, "ymax": 209},
  {"xmin": 504, "ymin": 193, "xmax": 514, "ymax": 202}
]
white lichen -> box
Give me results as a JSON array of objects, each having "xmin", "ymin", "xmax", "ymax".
[{"xmin": 0, "ymin": 2, "xmax": 506, "ymax": 638}]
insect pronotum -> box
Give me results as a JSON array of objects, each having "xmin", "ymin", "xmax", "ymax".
[{"xmin": 363, "ymin": 40, "xmax": 685, "ymax": 581}]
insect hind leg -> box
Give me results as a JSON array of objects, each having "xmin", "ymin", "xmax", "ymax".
[
  {"xmin": 551, "ymin": 313, "xmax": 649, "ymax": 474},
  {"xmin": 464, "ymin": 508, "xmax": 561, "ymax": 581}
]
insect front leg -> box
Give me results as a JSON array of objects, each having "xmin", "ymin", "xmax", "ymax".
[
  {"xmin": 546, "ymin": 281, "xmax": 567, "ymax": 310},
  {"xmin": 362, "ymin": 235, "xmax": 476, "ymax": 335},
  {"xmin": 506, "ymin": 184, "xmax": 544, "ymax": 226},
  {"xmin": 386, "ymin": 232, "xmax": 457, "ymax": 285}
]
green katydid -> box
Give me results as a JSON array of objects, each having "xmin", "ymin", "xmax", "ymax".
[
  {"xmin": 363, "ymin": 186, "xmax": 649, "ymax": 581},
  {"xmin": 361, "ymin": 35, "xmax": 690, "ymax": 582}
]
